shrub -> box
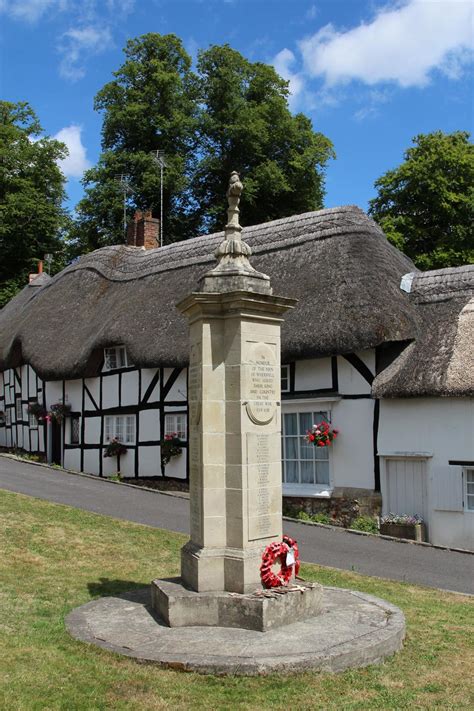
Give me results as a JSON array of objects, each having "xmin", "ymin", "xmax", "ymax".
[
  {"xmin": 350, "ymin": 516, "xmax": 378, "ymax": 534},
  {"xmin": 296, "ymin": 511, "xmax": 331, "ymax": 525}
]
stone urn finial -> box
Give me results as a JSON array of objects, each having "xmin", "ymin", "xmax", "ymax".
[
  {"xmin": 199, "ymin": 171, "xmax": 272, "ymax": 294},
  {"xmin": 225, "ymin": 171, "xmax": 243, "ymax": 241}
]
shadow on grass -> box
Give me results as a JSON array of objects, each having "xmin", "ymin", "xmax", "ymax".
[{"xmin": 88, "ymin": 577, "xmax": 148, "ymax": 601}]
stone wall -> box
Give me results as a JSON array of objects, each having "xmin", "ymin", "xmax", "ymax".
[{"xmin": 283, "ymin": 487, "xmax": 381, "ymax": 528}]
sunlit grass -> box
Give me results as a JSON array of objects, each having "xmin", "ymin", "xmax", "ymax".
[{"xmin": 1, "ymin": 489, "xmax": 473, "ymax": 710}]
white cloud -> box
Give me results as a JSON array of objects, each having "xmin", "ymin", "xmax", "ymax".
[
  {"xmin": 54, "ymin": 124, "xmax": 90, "ymax": 178},
  {"xmin": 58, "ymin": 25, "xmax": 113, "ymax": 81},
  {"xmin": 299, "ymin": 0, "xmax": 474, "ymax": 88},
  {"xmin": 273, "ymin": 48, "xmax": 304, "ymax": 102},
  {"xmin": 306, "ymin": 4, "xmax": 317, "ymax": 20},
  {"xmin": 0, "ymin": 0, "xmax": 66, "ymax": 22}
]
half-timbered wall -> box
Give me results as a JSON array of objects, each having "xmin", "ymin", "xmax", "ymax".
[
  {"xmin": 0, "ymin": 365, "xmax": 46, "ymax": 453},
  {"xmin": 0, "ymin": 350, "xmax": 379, "ymax": 493}
]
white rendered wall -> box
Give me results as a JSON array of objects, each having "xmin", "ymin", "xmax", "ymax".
[
  {"xmin": 294, "ymin": 358, "xmax": 332, "ymax": 390},
  {"xmin": 337, "ymin": 351, "xmax": 373, "ymax": 395},
  {"xmin": 282, "ymin": 397, "xmax": 375, "ymax": 492},
  {"xmin": 379, "ymin": 398, "xmax": 474, "ymax": 550}
]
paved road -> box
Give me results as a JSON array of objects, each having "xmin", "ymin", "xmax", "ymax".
[{"xmin": 1, "ymin": 456, "xmax": 473, "ymax": 595}]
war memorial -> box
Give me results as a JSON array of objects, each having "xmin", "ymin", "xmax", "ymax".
[{"xmin": 66, "ymin": 174, "xmax": 405, "ymax": 675}]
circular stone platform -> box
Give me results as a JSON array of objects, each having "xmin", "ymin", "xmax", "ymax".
[{"xmin": 66, "ymin": 586, "xmax": 405, "ymax": 675}]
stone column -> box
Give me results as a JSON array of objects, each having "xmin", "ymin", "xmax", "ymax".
[{"xmin": 177, "ymin": 173, "xmax": 296, "ymax": 594}]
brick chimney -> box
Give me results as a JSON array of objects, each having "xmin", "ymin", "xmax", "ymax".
[
  {"xmin": 127, "ymin": 210, "xmax": 160, "ymax": 249},
  {"xmin": 29, "ymin": 261, "xmax": 43, "ymax": 283}
]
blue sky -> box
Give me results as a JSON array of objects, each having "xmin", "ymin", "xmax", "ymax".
[{"xmin": 1, "ymin": 0, "xmax": 473, "ymax": 218}]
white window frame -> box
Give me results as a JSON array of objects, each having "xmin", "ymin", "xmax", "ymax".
[
  {"xmin": 282, "ymin": 409, "xmax": 332, "ymax": 493},
  {"xmin": 164, "ymin": 413, "xmax": 187, "ymax": 440},
  {"xmin": 103, "ymin": 346, "xmax": 131, "ymax": 371},
  {"xmin": 281, "ymin": 364, "xmax": 290, "ymax": 393},
  {"xmin": 465, "ymin": 468, "xmax": 474, "ymax": 512},
  {"xmin": 15, "ymin": 398, "xmax": 22, "ymax": 421},
  {"xmin": 104, "ymin": 415, "xmax": 136, "ymax": 445}
]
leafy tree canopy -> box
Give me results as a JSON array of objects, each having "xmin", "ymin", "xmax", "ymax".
[
  {"xmin": 0, "ymin": 101, "xmax": 68, "ymax": 307},
  {"xmin": 369, "ymin": 131, "xmax": 474, "ymax": 270},
  {"xmin": 71, "ymin": 33, "xmax": 334, "ymax": 253}
]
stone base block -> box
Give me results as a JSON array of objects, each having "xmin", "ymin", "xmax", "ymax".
[
  {"xmin": 181, "ymin": 541, "xmax": 272, "ymax": 593},
  {"xmin": 151, "ymin": 577, "xmax": 323, "ymax": 632}
]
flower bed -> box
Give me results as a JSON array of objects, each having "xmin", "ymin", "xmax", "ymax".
[{"xmin": 380, "ymin": 514, "xmax": 426, "ymax": 542}]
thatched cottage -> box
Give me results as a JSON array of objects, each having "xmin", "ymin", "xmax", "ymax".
[{"xmin": 1, "ymin": 206, "xmax": 472, "ymax": 549}]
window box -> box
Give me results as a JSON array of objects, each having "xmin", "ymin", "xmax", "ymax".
[{"xmin": 380, "ymin": 522, "xmax": 426, "ymax": 542}]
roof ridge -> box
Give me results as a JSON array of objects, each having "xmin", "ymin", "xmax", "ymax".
[{"xmin": 60, "ymin": 206, "xmax": 379, "ymax": 284}]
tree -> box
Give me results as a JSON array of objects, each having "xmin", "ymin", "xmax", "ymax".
[
  {"xmin": 0, "ymin": 101, "xmax": 68, "ymax": 307},
  {"xmin": 193, "ymin": 44, "xmax": 335, "ymax": 233},
  {"xmin": 369, "ymin": 131, "xmax": 474, "ymax": 270},
  {"xmin": 71, "ymin": 34, "xmax": 334, "ymax": 252},
  {"xmin": 72, "ymin": 33, "xmax": 199, "ymax": 254}
]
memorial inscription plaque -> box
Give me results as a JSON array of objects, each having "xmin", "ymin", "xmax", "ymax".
[
  {"xmin": 245, "ymin": 342, "xmax": 277, "ymax": 425},
  {"xmin": 247, "ymin": 432, "xmax": 279, "ymax": 541}
]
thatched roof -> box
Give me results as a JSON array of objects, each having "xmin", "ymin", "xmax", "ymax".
[
  {"xmin": 372, "ymin": 264, "xmax": 474, "ymax": 398},
  {"xmin": 0, "ymin": 206, "xmax": 417, "ymax": 380}
]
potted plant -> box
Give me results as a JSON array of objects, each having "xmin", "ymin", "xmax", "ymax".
[
  {"xmin": 160, "ymin": 433, "xmax": 182, "ymax": 466},
  {"xmin": 380, "ymin": 513, "xmax": 426, "ymax": 542}
]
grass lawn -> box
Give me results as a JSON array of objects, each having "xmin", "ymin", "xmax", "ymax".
[{"xmin": 1, "ymin": 490, "xmax": 473, "ymax": 711}]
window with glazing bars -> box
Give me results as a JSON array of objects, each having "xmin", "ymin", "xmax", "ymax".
[
  {"xmin": 71, "ymin": 416, "xmax": 80, "ymax": 444},
  {"xmin": 104, "ymin": 415, "xmax": 135, "ymax": 444},
  {"xmin": 282, "ymin": 411, "xmax": 330, "ymax": 485},
  {"xmin": 465, "ymin": 469, "xmax": 474, "ymax": 511},
  {"xmin": 103, "ymin": 346, "xmax": 131, "ymax": 371},
  {"xmin": 164, "ymin": 413, "xmax": 187, "ymax": 440}
]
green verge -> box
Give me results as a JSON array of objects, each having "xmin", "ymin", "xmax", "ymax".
[{"xmin": 0, "ymin": 490, "xmax": 473, "ymax": 711}]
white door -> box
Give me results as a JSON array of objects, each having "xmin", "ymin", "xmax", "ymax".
[{"xmin": 384, "ymin": 458, "xmax": 428, "ymax": 520}]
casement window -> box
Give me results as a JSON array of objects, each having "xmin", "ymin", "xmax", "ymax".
[
  {"xmin": 70, "ymin": 416, "xmax": 80, "ymax": 445},
  {"xmin": 104, "ymin": 415, "xmax": 135, "ymax": 445},
  {"xmin": 29, "ymin": 409, "xmax": 37, "ymax": 428},
  {"xmin": 465, "ymin": 469, "xmax": 474, "ymax": 512},
  {"xmin": 281, "ymin": 365, "xmax": 290, "ymax": 393},
  {"xmin": 164, "ymin": 413, "xmax": 187, "ymax": 440},
  {"xmin": 5, "ymin": 408, "xmax": 11, "ymax": 426},
  {"xmin": 282, "ymin": 411, "xmax": 330, "ymax": 486},
  {"xmin": 15, "ymin": 398, "xmax": 22, "ymax": 421},
  {"xmin": 103, "ymin": 346, "xmax": 131, "ymax": 371}
]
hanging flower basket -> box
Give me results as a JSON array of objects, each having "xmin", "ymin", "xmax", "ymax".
[
  {"xmin": 306, "ymin": 421, "xmax": 339, "ymax": 447},
  {"xmin": 104, "ymin": 438, "xmax": 128, "ymax": 458},
  {"xmin": 27, "ymin": 402, "xmax": 48, "ymax": 422},
  {"xmin": 161, "ymin": 434, "xmax": 183, "ymax": 466},
  {"xmin": 49, "ymin": 402, "xmax": 72, "ymax": 423}
]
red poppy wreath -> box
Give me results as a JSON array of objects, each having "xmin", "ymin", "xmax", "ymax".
[{"xmin": 260, "ymin": 535, "xmax": 300, "ymax": 588}]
